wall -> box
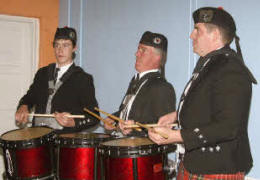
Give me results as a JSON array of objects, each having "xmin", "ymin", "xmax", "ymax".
[
  {"xmin": 60, "ymin": 0, "xmax": 259, "ymax": 178},
  {"xmin": 0, "ymin": 0, "xmax": 59, "ymax": 67},
  {"xmin": 59, "ymin": 0, "xmax": 191, "ymax": 112}
]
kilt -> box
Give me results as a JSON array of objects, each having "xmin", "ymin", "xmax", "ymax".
[{"xmin": 177, "ymin": 162, "xmax": 245, "ymax": 180}]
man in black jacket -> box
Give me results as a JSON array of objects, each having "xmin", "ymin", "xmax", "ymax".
[
  {"xmin": 15, "ymin": 27, "xmax": 99, "ymax": 133},
  {"xmin": 149, "ymin": 7, "xmax": 256, "ymax": 179},
  {"xmin": 104, "ymin": 31, "xmax": 176, "ymax": 136}
]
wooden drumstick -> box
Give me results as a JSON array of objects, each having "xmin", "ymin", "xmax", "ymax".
[
  {"xmin": 83, "ymin": 108, "xmax": 116, "ymax": 129},
  {"xmin": 94, "ymin": 107, "xmax": 142, "ymax": 132},
  {"xmin": 28, "ymin": 113, "xmax": 85, "ymax": 119},
  {"xmin": 135, "ymin": 122, "xmax": 169, "ymax": 139},
  {"xmin": 94, "ymin": 107, "xmax": 124, "ymax": 123},
  {"xmin": 124, "ymin": 123, "xmax": 177, "ymax": 128}
]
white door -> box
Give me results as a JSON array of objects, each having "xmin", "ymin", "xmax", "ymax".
[{"xmin": 0, "ymin": 14, "xmax": 39, "ymax": 176}]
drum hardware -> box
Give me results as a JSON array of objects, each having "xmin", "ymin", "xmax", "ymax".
[
  {"xmin": 127, "ymin": 150, "xmax": 138, "ymax": 156},
  {"xmin": 54, "ymin": 139, "xmax": 60, "ymax": 145},
  {"xmin": 94, "ymin": 147, "xmax": 98, "ymax": 180},
  {"xmin": 132, "ymin": 158, "xmax": 138, "ymax": 180},
  {"xmin": 139, "ymin": 149, "xmax": 152, "ymax": 155},
  {"xmin": 163, "ymin": 159, "xmax": 177, "ymax": 179},
  {"xmin": 23, "ymin": 141, "xmax": 32, "ymax": 146}
]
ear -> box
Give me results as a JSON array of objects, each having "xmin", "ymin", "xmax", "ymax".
[
  {"xmin": 73, "ymin": 45, "xmax": 78, "ymax": 52},
  {"xmin": 212, "ymin": 28, "xmax": 222, "ymax": 43},
  {"xmin": 153, "ymin": 53, "xmax": 162, "ymax": 68}
]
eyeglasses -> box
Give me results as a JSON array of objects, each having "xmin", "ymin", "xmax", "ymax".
[{"xmin": 53, "ymin": 43, "xmax": 72, "ymax": 49}]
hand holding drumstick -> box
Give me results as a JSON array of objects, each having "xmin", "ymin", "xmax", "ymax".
[
  {"xmin": 94, "ymin": 107, "xmax": 171, "ymax": 138},
  {"xmin": 136, "ymin": 122, "xmax": 169, "ymax": 139},
  {"xmin": 83, "ymin": 108, "xmax": 116, "ymax": 129},
  {"xmin": 118, "ymin": 120, "xmax": 135, "ymax": 135},
  {"xmin": 148, "ymin": 111, "xmax": 183, "ymax": 144},
  {"xmin": 15, "ymin": 105, "xmax": 30, "ymax": 128},
  {"xmin": 15, "ymin": 105, "xmax": 81, "ymax": 128},
  {"xmin": 103, "ymin": 117, "xmax": 117, "ymax": 130},
  {"xmin": 94, "ymin": 107, "xmax": 142, "ymax": 132}
]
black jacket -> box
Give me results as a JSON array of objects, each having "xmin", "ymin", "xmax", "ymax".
[
  {"xmin": 179, "ymin": 46, "xmax": 255, "ymax": 174},
  {"xmin": 115, "ymin": 72, "xmax": 176, "ymax": 136},
  {"xmin": 18, "ymin": 63, "xmax": 99, "ymax": 133}
]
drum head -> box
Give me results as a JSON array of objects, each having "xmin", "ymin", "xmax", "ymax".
[
  {"xmin": 1, "ymin": 127, "xmax": 53, "ymax": 141},
  {"xmin": 0, "ymin": 127, "xmax": 54, "ymax": 148},
  {"xmin": 101, "ymin": 136, "xmax": 154, "ymax": 147},
  {"xmin": 56, "ymin": 132, "xmax": 111, "ymax": 147}
]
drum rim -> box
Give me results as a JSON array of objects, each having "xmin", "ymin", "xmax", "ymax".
[
  {"xmin": 0, "ymin": 127, "xmax": 55, "ymax": 148},
  {"xmin": 98, "ymin": 136, "xmax": 177, "ymax": 157},
  {"xmin": 55, "ymin": 132, "xmax": 112, "ymax": 146}
]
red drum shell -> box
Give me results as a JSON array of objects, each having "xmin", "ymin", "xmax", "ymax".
[
  {"xmin": 56, "ymin": 132, "xmax": 111, "ymax": 180},
  {"xmin": 99, "ymin": 137, "xmax": 176, "ymax": 180},
  {"xmin": 0, "ymin": 127, "xmax": 55, "ymax": 179}
]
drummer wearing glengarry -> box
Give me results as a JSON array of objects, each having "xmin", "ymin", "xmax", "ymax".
[
  {"xmin": 148, "ymin": 7, "xmax": 256, "ymax": 179},
  {"xmin": 104, "ymin": 31, "xmax": 176, "ymax": 137},
  {"xmin": 15, "ymin": 26, "xmax": 99, "ymax": 133}
]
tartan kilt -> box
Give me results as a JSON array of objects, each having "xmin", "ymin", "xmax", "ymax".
[{"xmin": 177, "ymin": 162, "xmax": 245, "ymax": 180}]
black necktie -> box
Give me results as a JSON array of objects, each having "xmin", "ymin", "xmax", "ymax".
[
  {"xmin": 136, "ymin": 73, "xmax": 140, "ymax": 81},
  {"xmin": 54, "ymin": 68, "xmax": 60, "ymax": 84},
  {"xmin": 129, "ymin": 74, "xmax": 140, "ymax": 94},
  {"xmin": 193, "ymin": 57, "xmax": 203, "ymax": 73},
  {"xmin": 134, "ymin": 74, "xmax": 140, "ymax": 86}
]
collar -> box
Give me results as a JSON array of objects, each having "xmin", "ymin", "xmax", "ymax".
[
  {"xmin": 203, "ymin": 45, "xmax": 232, "ymax": 59},
  {"xmin": 56, "ymin": 62, "xmax": 73, "ymax": 79},
  {"xmin": 136, "ymin": 69, "xmax": 159, "ymax": 79}
]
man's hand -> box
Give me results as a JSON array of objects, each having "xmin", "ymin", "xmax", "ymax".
[
  {"xmin": 119, "ymin": 120, "xmax": 134, "ymax": 135},
  {"xmin": 15, "ymin": 105, "xmax": 29, "ymax": 126},
  {"xmin": 158, "ymin": 111, "xmax": 177, "ymax": 125},
  {"xmin": 148, "ymin": 128, "xmax": 183, "ymax": 145},
  {"xmin": 104, "ymin": 117, "xmax": 116, "ymax": 130},
  {"xmin": 55, "ymin": 112, "xmax": 75, "ymax": 127}
]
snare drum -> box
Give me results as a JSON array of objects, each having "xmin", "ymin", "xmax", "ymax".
[
  {"xmin": 0, "ymin": 127, "xmax": 55, "ymax": 180},
  {"xmin": 99, "ymin": 137, "xmax": 176, "ymax": 180},
  {"xmin": 55, "ymin": 132, "xmax": 111, "ymax": 180}
]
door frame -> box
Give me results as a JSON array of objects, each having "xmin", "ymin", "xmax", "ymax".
[{"xmin": 0, "ymin": 14, "xmax": 39, "ymax": 83}]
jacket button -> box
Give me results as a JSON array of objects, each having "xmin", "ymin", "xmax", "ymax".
[
  {"xmin": 216, "ymin": 145, "xmax": 221, "ymax": 152},
  {"xmin": 201, "ymin": 147, "xmax": 206, "ymax": 152}
]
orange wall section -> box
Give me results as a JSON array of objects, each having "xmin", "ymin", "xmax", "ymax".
[{"xmin": 0, "ymin": 0, "xmax": 59, "ymax": 68}]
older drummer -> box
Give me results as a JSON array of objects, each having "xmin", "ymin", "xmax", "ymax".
[{"xmin": 104, "ymin": 31, "xmax": 176, "ymax": 137}]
